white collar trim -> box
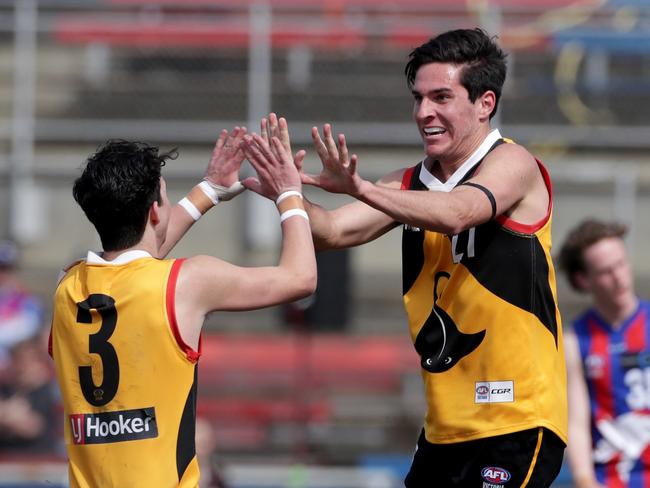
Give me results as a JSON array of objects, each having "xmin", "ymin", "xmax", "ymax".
[
  {"xmin": 86, "ymin": 250, "xmax": 153, "ymax": 265},
  {"xmin": 419, "ymin": 129, "xmax": 502, "ymax": 192}
]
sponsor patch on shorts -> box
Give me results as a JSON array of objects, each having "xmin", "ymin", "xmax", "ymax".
[
  {"xmin": 70, "ymin": 407, "xmax": 158, "ymax": 445},
  {"xmin": 475, "ymin": 381, "xmax": 514, "ymax": 403},
  {"xmin": 481, "ymin": 466, "xmax": 511, "ymax": 486}
]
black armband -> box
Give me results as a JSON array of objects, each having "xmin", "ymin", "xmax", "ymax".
[{"xmin": 460, "ymin": 182, "xmax": 497, "ymax": 220}]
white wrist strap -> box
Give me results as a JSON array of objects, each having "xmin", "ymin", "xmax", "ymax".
[
  {"xmin": 179, "ymin": 197, "xmax": 202, "ymax": 221},
  {"xmin": 276, "ymin": 190, "xmax": 303, "ymax": 205},
  {"xmin": 198, "ymin": 181, "xmax": 220, "ymax": 206},
  {"xmin": 280, "ymin": 208, "xmax": 309, "ymax": 223},
  {"xmin": 202, "ymin": 179, "xmax": 246, "ymax": 202}
]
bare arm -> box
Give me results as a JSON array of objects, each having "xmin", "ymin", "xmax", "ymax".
[
  {"xmin": 302, "ymin": 173, "xmax": 401, "ymax": 251},
  {"xmin": 175, "ymin": 131, "xmax": 317, "ymax": 348},
  {"xmin": 258, "ymin": 114, "xmax": 398, "ymax": 251},
  {"xmin": 159, "ymin": 127, "xmax": 248, "ymax": 258},
  {"xmin": 565, "ymin": 329, "xmax": 606, "ymax": 488},
  {"xmin": 305, "ymin": 124, "xmax": 548, "ymax": 236}
]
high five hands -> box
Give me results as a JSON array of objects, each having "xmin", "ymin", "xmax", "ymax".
[
  {"xmin": 238, "ymin": 113, "xmax": 363, "ymax": 199},
  {"xmin": 304, "ymin": 123, "xmax": 363, "ymax": 196},
  {"xmin": 240, "ymin": 113, "xmax": 306, "ymax": 201}
]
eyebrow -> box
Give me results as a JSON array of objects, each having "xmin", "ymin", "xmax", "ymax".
[{"xmin": 411, "ymin": 87, "xmax": 453, "ymax": 97}]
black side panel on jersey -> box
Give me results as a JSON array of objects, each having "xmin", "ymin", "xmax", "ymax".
[
  {"xmin": 402, "ymin": 139, "xmax": 505, "ymax": 295},
  {"xmin": 176, "ymin": 366, "xmax": 198, "ymax": 480},
  {"xmin": 402, "ymin": 162, "xmax": 427, "ymax": 295},
  {"xmin": 461, "ymin": 221, "xmax": 559, "ymax": 345}
]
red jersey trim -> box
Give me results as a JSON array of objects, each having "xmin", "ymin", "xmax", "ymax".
[
  {"xmin": 401, "ymin": 166, "xmax": 416, "ymax": 190},
  {"xmin": 495, "ymin": 159, "xmax": 553, "ymax": 234},
  {"xmin": 166, "ymin": 258, "xmax": 201, "ymax": 363}
]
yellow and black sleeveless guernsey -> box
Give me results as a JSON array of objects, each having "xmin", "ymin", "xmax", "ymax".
[
  {"xmin": 401, "ymin": 129, "xmax": 568, "ymax": 445},
  {"xmin": 49, "ymin": 250, "xmax": 200, "ymax": 488}
]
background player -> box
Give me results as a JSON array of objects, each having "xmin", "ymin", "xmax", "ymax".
[{"xmin": 560, "ymin": 219, "xmax": 650, "ymax": 488}]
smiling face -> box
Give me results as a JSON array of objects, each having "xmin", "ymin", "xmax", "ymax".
[{"xmin": 412, "ymin": 62, "xmax": 495, "ymax": 171}]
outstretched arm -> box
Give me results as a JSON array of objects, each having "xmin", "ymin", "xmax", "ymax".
[
  {"xmin": 175, "ymin": 127, "xmax": 317, "ymax": 349},
  {"xmin": 301, "ymin": 178, "xmax": 401, "ymax": 251},
  {"xmin": 305, "ymin": 124, "xmax": 547, "ymax": 236},
  {"xmin": 159, "ymin": 127, "xmax": 248, "ymax": 258},
  {"xmin": 256, "ymin": 115, "xmax": 398, "ymax": 251}
]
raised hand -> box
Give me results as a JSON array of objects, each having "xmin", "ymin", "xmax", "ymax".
[
  {"xmin": 203, "ymin": 126, "xmax": 247, "ymax": 188},
  {"xmin": 303, "ymin": 123, "xmax": 362, "ymax": 196},
  {"xmin": 241, "ymin": 134, "xmax": 306, "ymax": 201},
  {"xmin": 260, "ymin": 112, "xmax": 309, "ymax": 175},
  {"xmin": 261, "ymin": 113, "xmax": 292, "ymax": 155}
]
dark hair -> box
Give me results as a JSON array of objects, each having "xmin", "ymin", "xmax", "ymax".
[
  {"xmin": 404, "ymin": 28, "xmax": 507, "ymax": 119},
  {"xmin": 73, "ymin": 140, "xmax": 177, "ymax": 251},
  {"xmin": 558, "ymin": 219, "xmax": 628, "ymax": 291}
]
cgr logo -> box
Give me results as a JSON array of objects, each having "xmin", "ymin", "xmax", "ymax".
[
  {"xmin": 475, "ymin": 381, "xmax": 514, "ymax": 404},
  {"xmin": 481, "ymin": 466, "xmax": 511, "ymax": 485}
]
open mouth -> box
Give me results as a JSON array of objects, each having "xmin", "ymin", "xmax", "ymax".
[{"xmin": 423, "ymin": 127, "xmax": 446, "ymax": 136}]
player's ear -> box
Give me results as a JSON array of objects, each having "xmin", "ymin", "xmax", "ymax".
[
  {"xmin": 149, "ymin": 201, "xmax": 161, "ymax": 226},
  {"xmin": 478, "ymin": 91, "xmax": 496, "ymax": 121}
]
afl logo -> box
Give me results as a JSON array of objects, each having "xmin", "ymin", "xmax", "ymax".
[
  {"xmin": 481, "ymin": 467, "xmax": 511, "ymax": 484},
  {"xmin": 476, "ymin": 385, "xmax": 489, "ymax": 395}
]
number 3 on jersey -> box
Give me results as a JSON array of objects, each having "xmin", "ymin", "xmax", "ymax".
[{"xmin": 76, "ymin": 294, "xmax": 119, "ymax": 406}]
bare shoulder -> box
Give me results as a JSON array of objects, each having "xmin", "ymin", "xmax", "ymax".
[
  {"xmin": 178, "ymin": 254, "xmax": 230, "ymax": 279},
  {"xmin": 485, "ymin": 141, "xmax": 538, "ymax": 171},
  {"xmin": 174, "ymin": 254, "xmax": 234, "ymax": 311}
]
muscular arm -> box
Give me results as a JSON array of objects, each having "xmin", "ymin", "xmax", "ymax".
[
  {"xmin": 175, "ymin": 211, "xmax": 315, "ymax": 347},
  {"xmin": 174, "ymin": 132, "xmax": 317, "ymax": 349},
  {"xmin": 159, "ymin": 127, "xmax": 248, "ymax": 258},
  {"xmin": 353, "ymin": 144, "xmax": 547, "ymax": 236},
  {"xmin": 305, "ymin": 125, "xmax": 549, "ymax": 242},
  {"xmin": 565, "ymin": 329, "xmax": 605, "ymax": 488},
  {"xmin": 304, "ymin": 169, "xmax": 402, "ymax": 250}
]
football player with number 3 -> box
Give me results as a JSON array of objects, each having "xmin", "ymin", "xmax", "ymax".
[
  {"xmin": 283, "ymin": 28, "xmax": 568, "ymax": 486},
  {"xmin": 49, "ymin": 123, "xmax": 316, "ymax": 487}
]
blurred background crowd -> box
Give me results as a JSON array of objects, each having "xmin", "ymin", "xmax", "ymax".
[{"xmin": 0, "ymin": 0, "xmax": 649, "ymax": 486}]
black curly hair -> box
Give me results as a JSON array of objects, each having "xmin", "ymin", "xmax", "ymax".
[
  {"xmin": 73, "ymin": 140, "xmax": 178, "ymax": 251},
  {"xmin": 404, "ymin": 28, "xmax": 507, "ymax": 120}
]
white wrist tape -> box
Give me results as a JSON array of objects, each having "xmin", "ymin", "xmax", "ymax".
[
  {"xmin": 202, "ymin": 179, "xmax": 246, "ymax": 202},
  {"xmin": 280, "ymin": 208, "xmax": 309, "ymax": 223},
  {"xmin": 276, "ymin": 190, "xmax": 303, "ymax": 205},
  {"xmin": 179, "ymin": 197, "xmax": 202, "ymax": 221},
  {"xmin": 198, "ymin": 181, "xmax": 220, "ymax": 206}
]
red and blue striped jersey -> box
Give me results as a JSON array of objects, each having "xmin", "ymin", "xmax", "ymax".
[{"xmin": 574, "ymin": 300, "xmax": 650, "ymax": 487}]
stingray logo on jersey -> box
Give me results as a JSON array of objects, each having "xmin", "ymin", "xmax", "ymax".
[
  {"xmin": 481, "ymin": 466, "xmax": 511, "ymax": 487},
  {"xmin": 70, "ymin": 407, "xmax": 158, "ymax": 444}
]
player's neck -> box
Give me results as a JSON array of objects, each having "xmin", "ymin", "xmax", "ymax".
[
  {"xmin": 101, "ymin": 227, "xmax": 160, "ymax": 261},
  {"xmin": 595, "ymin": 294, "xmax": 639, "ymax": 329}
]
